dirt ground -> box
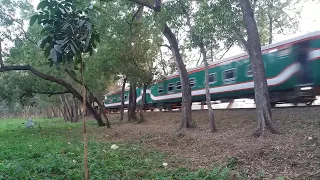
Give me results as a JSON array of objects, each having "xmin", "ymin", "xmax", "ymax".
[{"xmin": 89, "ymin": 107, "xmax": 320, "ymax": 179}]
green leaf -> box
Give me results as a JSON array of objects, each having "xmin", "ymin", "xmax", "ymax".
[
  {"xmin": 95, "ymin": 33, "xmax": 100, "ymax": 43},
  {"xmin": 59, "ymin": 7, "xmax": 66, "ymax": 14},
  {"xmin": 86, "ymin": 21, "xmax": 92, "ymax": 31},
  {"xmin": 37, "ymin": 0, "xmax": 49, "ymax": 10},
  {"xmin": 44, "ymin": 46, "xmax": 51, "ymax": 58},
  {"xmin": 29, "ymin": 15, "xmax": 38, "ymax": 26},
  {"xmin": 50, "ymin": 48, "xmax": 58, "ymax": 62},
  {"xmin": 69, "ymin": 43, "xmax": 76, "ymax": 54},
  {"xmin": 54, "ymin": 45, "xmax": 62, "ymax": 54},
  {"xmin": 78, "ymin": 20, "xmax": 85, "ymax": 27},
  {"xmin": 37, "ymin": 37, "xmax": 48, "ymax": 49},
  {"xmin": 70, "ymin": 39, "xmax": 79, "ymax": 51},
  {"xmin": 84, "ymin": 34, "xmax": 90, "ymax": 51}
]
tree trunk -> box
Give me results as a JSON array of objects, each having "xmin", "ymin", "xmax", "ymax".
[
  {"xmin": 65, "ymin": 69, "xmax": 110, "ymax": 127},
  {"xmin": 120, "ymin": 78, "xmax": 126, "ymax": 121},
  {"xmin": 52, "ymin": 106, "xmax": 58, "ymax": 117},
  {"xmin": 128, "ymin": 84, "xmax": 137, "ymax": 121},
  {"xmin": 0, "ymin": 65, "xmax": 106, "ymax": 126},
  {"xmin": 74, "ymin": 96, "xmax": 79, "ymax": 122},
  {"xmin": 61, "ymin": 95, "xmax": 73, "ymax": 122},
  {"xmin": 139, "ymin": 83, "xmax": 147, "ymax": 123},
  {"xmin": 163, "ymin": 25, "xmax": 193, "ymax": 129},
  {"xmin": 128, "ymin": 85, "xmax": 133, "ymax": 121},
  {"xmin": 199, "ymin": 42, "xmax": 216, "ymax": 133},
  {"xmin": 59, "ymin": 95, "xmax": 69, "ymax": 121},
  {"xmin": 240, "ymin": 0, "xmax": 279, "ymax": 137}
]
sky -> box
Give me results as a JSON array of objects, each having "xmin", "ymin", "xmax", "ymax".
[{"xmin": 222, "ymin": 1, "xmax": 320, "ymax": 59}]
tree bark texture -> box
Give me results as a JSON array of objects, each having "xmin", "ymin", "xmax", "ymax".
[
  {"xmin": 199, "ymin": 42, "xmax": 216, "ymax": 133},
  {"xmin": 120, "ymin": 78, "xmax": 126, "ymax": 121},
  {"xmin": 128, "ymin": 84, "xmax": 137, "ymax": 121},
  {"xmin": 59, "ymin": 95, "xmax": 69, "ymax": 121},
  {"xmin": 60, "ymin": 95, "xmax": 73, "ymax": 122},
  {"xmin": 163, "ymin": 25, "xmax": 193, "ymax": 129},
  {"xmin": 240, "ymin": 0, "xmax": 279, "ymax": 136},
  {"xmin": 0, "ymin": 65, "xmax": 106, "ymax": 126},
  {"xmin": 139, "ymin": 83, "xmax": 147, "ymax": 123}
]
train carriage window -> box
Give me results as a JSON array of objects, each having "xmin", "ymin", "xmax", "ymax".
[
  {"xmin": 223, "ymin": 68, "xmax": 236, "ymax": 82},
  {"xmin": 246, "ymin": 64, "xmax": 253, "ymax": 77},
  {"xmin": 209, "ymin": 73, "xmax": 217, "ymax": 84},
  {"xmin": 189, "ymin": 78, "xmax": 196, "ymax": 88},
  {"xmin": 158, "ymin": 85, "xmax": 163, "ymax": 94},
  {"xmin": 124, "ymin": 94, "xmax": 128, "ymax": 100},
  {"xmin": 167, "ymin": 83, "xmax": 174, "ymax": 93},
  {"xmin": 176, "ymin": 81, "xmax": 181, "ymax": 90}
]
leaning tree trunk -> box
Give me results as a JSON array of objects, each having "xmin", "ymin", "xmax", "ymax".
[
  {"xmin": 200, "ymin": 42, "xmax": 216, "ymax": 133},
  {"xmin": 0, "ymin": 65, "xmax": 106, "ymax": 126},
  {"xmin": 139, "ymin": 83, "xmax": 147, "ymax": 123},
  {"xmin": 120, "ymin": 78, "xmax": 126, "ymax": 121},
  {"xmin": 130, "ymin": 0, "xmax": 192, "ymax": 129},
  {"xmin": 163, "ymin": 25, "xmax": 193, "ymax": 129},
  {"xmin": 240, "ymin": 0, "xmax": 279, "ymax": 136},
  {"xmin": 65, "ymin": 69, "xmax": 110, "ymax": 127}
]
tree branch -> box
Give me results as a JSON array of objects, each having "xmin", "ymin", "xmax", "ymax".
[
  {"xmin": 128, "ymin": 0, "xmax": 156, "ymax": 11},
  {"xmin": 0, "ymin": 65, "xmax": 106, "ymax": 126},
  {"xmin": 161, "ymin": 44, "xmax": 171, "ymax": 50},
  {"xmin": 20, "ymin": 90, "xmax": 70, "ymax": 100},
  {"xmin": 233, "ymin": 27, "xmax": 249, "ymax": 51},
  {"xmin": 219, "ymin": 43, "xmax": 233, "ymax": 59},
  {"xmin": 32, "ymin": 90, "xmax": 70, "ymax": 97}
]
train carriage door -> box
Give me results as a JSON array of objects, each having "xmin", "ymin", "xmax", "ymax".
[{"xmin": 296, "ymin": 40, "xmax": 313, "ymax": 85}]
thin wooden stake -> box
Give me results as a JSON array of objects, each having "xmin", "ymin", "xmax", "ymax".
[{"xmin": 81, "ymin": 57, "xmax": 89, "ymax": 180}]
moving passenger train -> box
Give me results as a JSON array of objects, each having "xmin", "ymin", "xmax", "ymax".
[{"xmin": 104, "ymin": 31, "xmax": 320, "ymax": 112}]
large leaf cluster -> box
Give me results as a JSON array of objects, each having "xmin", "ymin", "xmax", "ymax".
[{"xmin": 30, "ymin": 0, "xmax": 100, "ymax": 69}]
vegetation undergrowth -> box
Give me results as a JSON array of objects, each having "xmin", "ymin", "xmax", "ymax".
[{"xmin": 0, "ymin": 118, "xmax": 235, "ymax": 179}]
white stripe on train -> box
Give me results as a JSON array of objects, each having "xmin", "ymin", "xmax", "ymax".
[{"xmin": 105, "ymin": 63, "xmax": 300, "ymax": 107}]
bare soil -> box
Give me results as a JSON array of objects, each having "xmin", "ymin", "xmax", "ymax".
[{"xmin": 89, "ymin": 107, "xmax": 320, "ymax": 179}]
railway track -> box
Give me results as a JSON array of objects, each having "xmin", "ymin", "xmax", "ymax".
[{"xmin": 106, "ymin": 104, "xmax": 320, "ymax": 114}]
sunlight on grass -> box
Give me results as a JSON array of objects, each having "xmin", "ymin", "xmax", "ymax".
[{"xmin": 0, "ymin": 118, "xmax": 233, "ymax": 179}]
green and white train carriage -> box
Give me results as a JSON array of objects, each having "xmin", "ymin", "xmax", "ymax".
[{"xmin": 104, "ymin": 31, "xmax": 320, "ymax": 111}]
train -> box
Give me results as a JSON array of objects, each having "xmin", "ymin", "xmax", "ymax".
[{"xmin": 104, "ymin": 31, "xmax": 320, "ymax": 112}]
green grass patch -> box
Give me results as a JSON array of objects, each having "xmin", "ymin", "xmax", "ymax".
[{"xmin": 0, "ymin": 118, "xmax": 233, "ymax": 179}]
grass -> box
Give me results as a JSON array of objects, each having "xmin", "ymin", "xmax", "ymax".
[{"xmin": 0, "ymin": 118, "xmax": 233, "ymax": 180}]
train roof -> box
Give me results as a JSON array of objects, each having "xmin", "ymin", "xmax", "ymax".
[
  {"xmin": 105, "ymin": 30, "xmax": 320, "ymax": 96},
  {"xmin": 166, "ymin": 30, "xmax": 320, "ymax": 79}
]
